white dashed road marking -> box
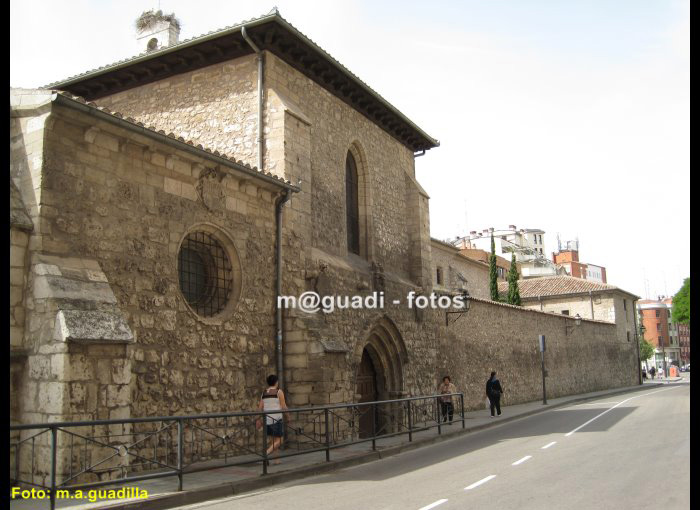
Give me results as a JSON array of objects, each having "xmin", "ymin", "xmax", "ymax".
[
  {"xmin": 542, "ymin": 441, "xmax": 557, "ymax": 449},
  {"xmin": 465, "ymin": 475, "xmax": 496, "ymax": 490},
  {"xmin": 512, "ymin": 455, "xmax": 532, "ymax": 466},
  {"xmin": 418, "ymin": 499, "xmax": 448, "ymax": 510}
]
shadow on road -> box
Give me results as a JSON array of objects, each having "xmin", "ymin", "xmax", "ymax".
[{"xmin": 294, "ymin": 405, "xmax": 638, "ymax": 484}]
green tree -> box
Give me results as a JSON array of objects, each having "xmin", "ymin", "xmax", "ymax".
[
  {"xmin": 507, "ymin": 253, "xmax": 521, "ymax": 306},
  {"xmin": 671, "ymin": 277, "xmax": 690, "ymax": 325},
  {"xmin": 489, "ymin": 234, "xmax": 499, "ymax": 301},
  {"xmin": 639, "ymin": 337, "xmax": 655, "ymax": 367}
]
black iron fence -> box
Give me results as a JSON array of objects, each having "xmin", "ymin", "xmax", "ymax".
[{"xmin": 9, "ymin": 393, "xmax": 464, "ymax": 509}]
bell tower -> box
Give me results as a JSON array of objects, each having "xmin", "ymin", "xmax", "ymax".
[{"xmin": 135, "ymin": 10, "xmax": 181, "ymax": 53}]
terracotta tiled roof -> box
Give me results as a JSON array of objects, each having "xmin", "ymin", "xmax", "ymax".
[
  {"xmin": 47, "ymin": 90, "xmax": 297, "ymax": 189},
  {"xmin": 497, "ymin": 275, "xmax": 638, "ymax": 299}
]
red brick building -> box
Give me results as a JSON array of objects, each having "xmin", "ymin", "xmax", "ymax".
[
  {"xmin": 552, "ymin": 248, "xmax": 607, "ymax": 283},
  {"xmin": 638, "ymin": 299, "xmax": 682, "ymax": 370}
]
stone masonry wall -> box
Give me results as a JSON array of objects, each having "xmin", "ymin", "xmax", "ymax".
[
  {"xmin": 96, "ymin": 55, "xmax": 259, "ymax": 170},
  {"xmin": 10, "ymin": 228, "xmax": 30, "ymax": 354},
  {"xmin": 24, "ymin": 102, "xmax": 284, "ymax": 421},
  {"xmin": 431, "ymin": 240, "xmax": 490, "ymax": 300},
  {"xmin": 434, "ymin": 299, "xmax": 638, "ymax": 410}
]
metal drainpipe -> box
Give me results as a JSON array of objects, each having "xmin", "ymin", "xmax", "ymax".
[
  {"xmin": 242, "ymin": 26, "xmax": 287, "ymax": 387},
  {"xmin": 275, "ymin": 190, "xmax": 292, "ymax": 389},
  {"xmin": 241, "ymin": 26, "xmax": 264, "ymax": 171},
  {"xmin": 589, "ymin": 290, "xmax": 594, "ymax": 319}
]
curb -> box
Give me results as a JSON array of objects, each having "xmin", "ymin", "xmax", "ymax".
[{"xmin": 95, "ymin": 383, "xmax": 668, "ymax": 510}]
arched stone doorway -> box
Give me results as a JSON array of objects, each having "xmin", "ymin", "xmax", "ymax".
[
  {"xmin": 356, "ymin": 349, "xmax": 378, "ymax": 437},
  {"xmin": 353, "ymin": 317, "xmax": 407, "ymax": 437}
]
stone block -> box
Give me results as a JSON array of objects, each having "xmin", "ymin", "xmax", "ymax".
[
  {"xmin": 28, "ymin": 356, "xmax": 50, "ymax": 380},
  {"xmin": 284, "ymin": 341, "xmax": 307, "ymax": 355},
  {"xmin": 106, "ymin": 385, "xmax": 130, "ymax": 408},
  {"xmin": 38, "ymin": 382, "xmax": 65, "ymax": 414},
  {"xmin": 163, "ymin": 177, "xmax": 181, "ymax": 196}
]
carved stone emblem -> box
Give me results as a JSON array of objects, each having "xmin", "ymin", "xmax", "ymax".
[{"xmin": 196, "ymin": 166, "xmax": 225, "ymax": 211}]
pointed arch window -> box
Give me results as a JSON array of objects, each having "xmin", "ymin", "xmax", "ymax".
[{"xmin": 346, "ymin": 151, "xmax": 360, "ymax": 255}]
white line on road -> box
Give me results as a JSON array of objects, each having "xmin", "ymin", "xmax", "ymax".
[
  {"xmin": 541, "ymin": 441, "xmax": 557, "ymax": 449},
  {"xmin": 565, "ymin": 387, "xmax": 680, "ymax": 437},
  {"xmin": 574, "ymin": 402, "xmax": 621, "ymax": 406},
  {"xmin": 418, "ymin": 499, "xmax": 448, "ymax": 510},
  {"xmin": 465, "ymin": 475, "xmax": 496, "ymax": 490},
  {"xmin": 512, "ymin": 455, "xmax": 532, "ymax": 465}
]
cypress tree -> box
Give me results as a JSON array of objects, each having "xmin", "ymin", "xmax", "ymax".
[
  {"xmin": 507, "ymin": 252, "xmax": 521, "ymax": 306},
  {"xmin": 489, "ymin": 234, "xmax": 499, "ymax": 301}
]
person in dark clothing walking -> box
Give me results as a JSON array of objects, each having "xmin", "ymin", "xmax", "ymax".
[
  {"xmin": 649, "ymin": 366, "xmax": 656, "ymax": 380},
  {"xmin": 486, "ymin": 371, "xmax": 504, "ymax": 417}
]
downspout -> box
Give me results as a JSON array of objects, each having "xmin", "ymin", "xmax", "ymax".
[
  {"xmin": 242, "ymin": 26, "xmax": 286, "ymax": 386},
  {"xmin": 241, "ymin": 26, "xmax": 264, "ymax": 171},
  {"xmin": 589, "ymin": 290, "xmax": 594, "ymax": 319},
  {"xmin": 275, "ymin": 190, "xmax": 292, "ymax": 389}
]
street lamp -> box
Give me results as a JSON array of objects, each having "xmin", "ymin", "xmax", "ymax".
[
  {"xmin": 445, "ymin": 289, "xmax": 471, "ymax": 326},
  {"xmin": 565, "ymin": 313, "xmax": 582, "ymax": 335}
]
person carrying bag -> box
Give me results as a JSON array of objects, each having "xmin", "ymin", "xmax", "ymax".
[{"xmin": 485, "ymin": 371, "xmax": 504, "ymax": 418}]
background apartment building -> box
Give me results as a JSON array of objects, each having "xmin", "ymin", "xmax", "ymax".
[
  {"xmin": 453, "ymin": 225, "xmax": 560, "ymax": 279},
  {"xmin": 638, "ymin": 299, "xmax": 682, "ymax": 371}
]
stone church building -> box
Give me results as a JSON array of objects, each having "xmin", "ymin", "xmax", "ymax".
[{"xmin": 10, "ymin": 11, "xmax": 640, "ymax": 433}]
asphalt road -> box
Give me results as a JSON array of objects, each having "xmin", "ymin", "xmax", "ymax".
[{"xmin": 172, "ymin": 382, "xmax": 690, "ymax": 510}]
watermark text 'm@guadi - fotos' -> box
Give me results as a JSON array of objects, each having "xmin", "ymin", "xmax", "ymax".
[{"xmin": 278, "ymin": 291, "xmax": 467, "ymax": 314}]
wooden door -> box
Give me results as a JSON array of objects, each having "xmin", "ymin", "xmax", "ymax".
[{"xmin": 357, "ymin": 349, "xmax": 377, "ymax": 438}]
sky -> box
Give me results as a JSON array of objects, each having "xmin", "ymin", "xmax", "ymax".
[{"xmin": 10, "ymin": 0, "xmax": 689, "ymax": 301}]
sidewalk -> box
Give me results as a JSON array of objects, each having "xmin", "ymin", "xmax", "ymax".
[{"xmin": 10, "ymin": 380, "xmax": 684, "ymax": 510}]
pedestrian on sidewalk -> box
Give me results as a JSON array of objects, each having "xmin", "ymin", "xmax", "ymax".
[
  {"xmin": 256, "ymin": 374, "xmax": 288, "ymax": 465},
  {"xmin": 649, "ymin": 366, "xmax": 656, "ymax": 379},
  {"xmin": 438, "ymin": 376, "xmax": 457, "ymax": 424},
  {"xmin": 485, "ymin": 371, "xmax": 504, "ymax": 417}
]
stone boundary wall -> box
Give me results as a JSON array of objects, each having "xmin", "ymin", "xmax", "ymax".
[{"xmin": 429, "ymin": 298, "xmax": 639, "ymax": 411}]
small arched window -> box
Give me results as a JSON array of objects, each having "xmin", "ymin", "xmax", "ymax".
[
  {"xmin": 147, "ymin": 38, "xmax": 159, "ymax": 52},
  {"xmin": 346, "ymin": 151, "xmax": 360, "ymax": 255}
]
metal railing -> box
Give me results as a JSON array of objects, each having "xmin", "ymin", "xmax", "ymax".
[{"xmin": 9, "ymin": 393, "xmax": 464, "ymax": 509}]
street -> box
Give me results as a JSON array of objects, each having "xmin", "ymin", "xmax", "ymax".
[{"xmin": 170, "ymin": 382, "xmax": 689, "ymax": 510}]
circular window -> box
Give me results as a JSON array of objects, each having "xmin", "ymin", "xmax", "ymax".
[{"xmin": 178, "ymin": 231, "xmax": 233, "ymax": 317}]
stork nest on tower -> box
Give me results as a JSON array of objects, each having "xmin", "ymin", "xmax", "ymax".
[{"xmin": 135, "ymin": 9, "xmax": 181, "ymax": 32}]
